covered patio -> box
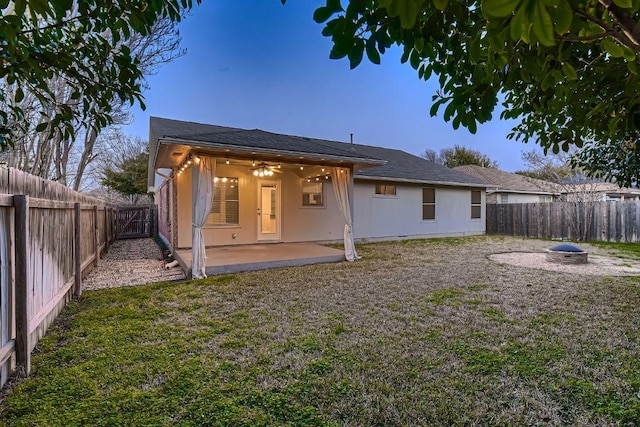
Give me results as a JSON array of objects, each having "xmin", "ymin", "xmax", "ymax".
[{"xmin": 174, "ymin": 242, "xmax": 345, "ymax": 276}]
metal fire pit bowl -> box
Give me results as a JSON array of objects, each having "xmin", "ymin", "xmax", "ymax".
[{"xmin": 545, "ymin": 243, "xmax": 588, "ymax": 265}]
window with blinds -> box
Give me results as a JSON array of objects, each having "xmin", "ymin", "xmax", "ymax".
[
  {"xmin": 375, "ymin": 184, "xmax": 397, "ymax": 196},
  {"xmin": 207, "ymin": 177, "xmax": 239, "ymax": 225},
  {"xmin": 302, "ymin": 181, "xmax": 323, "ymax": 206}
]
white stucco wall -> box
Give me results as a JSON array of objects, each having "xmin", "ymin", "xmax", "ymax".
[
  {"xmin": 495, "ymin": 192, "xmax": 549, "ymax": 204},
  {"xmin": 174, "ymin": 162, "xmax": 486, "ymax": 248},
  {"xmin": 353, "ymin": 182, "xmax": 486, "ymax": 239},
  {"xmin": 175, "ymin": 163, "xmax": 345, "ymax": 248}
]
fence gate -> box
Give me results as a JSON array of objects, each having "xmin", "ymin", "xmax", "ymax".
[{"xmin": 116, "ymin": 206, "xmax": 154, "ymax": 239}]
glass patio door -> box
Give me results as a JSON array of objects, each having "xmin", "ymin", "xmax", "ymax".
[{"xmin": 257, "ymin": 181, "xmax": 281, "ymax": 241}]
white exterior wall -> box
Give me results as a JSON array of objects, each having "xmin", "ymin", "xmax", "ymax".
[
  {"xmin": 175, "ymin": 162, "xmax": 344, "ymax": 248},
  {"xmin": 495, "ymin": 192, "xmax": 549, "ymax": 204},
  {"xmin": 353, "ymin": 182, "xmax": 485, "ymax": 239},
  {"xmin": 174, "ymin": 162, "xmax": 485, "ymax": 248}
]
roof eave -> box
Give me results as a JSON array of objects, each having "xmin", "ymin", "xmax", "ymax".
[
  {"xmin": 354, "ymin": 175, "xmax": 490, "ymax": 188},
  {"xmin": 493, "ymin": 189, "xmax": 560, "ymax": 195},
  {"xmin": 158, "ymin": 137, "xmax": 387, "ymax": 167}
]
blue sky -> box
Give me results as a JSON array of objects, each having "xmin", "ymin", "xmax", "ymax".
[{"xmin": 124, "ymin": 0, "xmax": 536, "ymax": 172}]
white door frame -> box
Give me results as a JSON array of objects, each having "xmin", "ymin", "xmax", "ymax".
[{"xmin": 257, "ymin": 179, "xmax": 281, "ymax": 241}]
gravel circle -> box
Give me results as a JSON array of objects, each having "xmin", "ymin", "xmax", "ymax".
[
  {"xmin": 83, "ymin": 238, "xmax": 186, "ymax": 291},
  {"xmin": 489, "ymin": 251, "xmax": 640, "ymax": 276}
]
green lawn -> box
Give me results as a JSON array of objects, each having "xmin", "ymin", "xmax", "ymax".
[{"xmin": 1, "ymin": 236, "xmax": 639, "ymax": 426}]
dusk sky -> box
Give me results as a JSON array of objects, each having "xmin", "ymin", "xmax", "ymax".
[{"xmin": 124, "ymin": 0, "xmax": 537, "ymax": 172}]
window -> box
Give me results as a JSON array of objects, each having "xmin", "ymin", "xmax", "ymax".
[
  {"xmin": 302, "ymin": 181, "xmax": 324, "ymax": 206},
  {"xmin": 422, "ymin": 187, "xmax": 435, "ymax": 220},
  {"xmin": 500, "ymin": 194, "xmax": 508, "ymax": 204},
  {"xmin": 539, "ymin": 195, "xmax": 551, "ymax": 203},
  {"xmin": 471, "ymin": 190, "xmax": 482, "ymax": 219},
  {"xmin": 208, "ymin": 177, "xmax": 239, "ymax": 225},
  {"xmin": 375, "ymin": 184, "xmax": 397, "ymax": 196}
]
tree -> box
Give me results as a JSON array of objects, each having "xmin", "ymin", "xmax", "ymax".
[
  {"xmin": 515, "ymin": 150, "xmax": 575, "ymax": 182},
  {"xmin": 293, "ymin": 0, "xmax": 640, "ymax": 186},
  {"xmin": 422, "ymin": 145, "xmax": 499, "ymax": 168},
  {"xmin": 0, "ymin": 11, "xmax": 186, "ymax": 190},
  {"xmin": 102, "ymin": 151, "xmax": 150, "ymax": 205},
  {"xmin": 0, "ymin": 0, "xmax": 197, "ymax": 151}
]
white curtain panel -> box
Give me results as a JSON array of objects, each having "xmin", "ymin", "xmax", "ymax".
[
  {"xmin": 191, "ymin": 156, "xmax": 215, "ymax": 278},
  {"xmin": 330, "ymin": 167, "xmax": 360, "ymax": 261}
]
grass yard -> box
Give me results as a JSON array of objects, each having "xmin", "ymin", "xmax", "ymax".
[{"xmin": 1, "ymin": 236, "xmax": 640, "ymax": 426}]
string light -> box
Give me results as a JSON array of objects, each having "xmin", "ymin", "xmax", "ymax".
[{"xmin": 177, "ymin": 153, "xmax": 195, "ymax": 176}]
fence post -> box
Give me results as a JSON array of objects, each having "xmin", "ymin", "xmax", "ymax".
[
  {"xmin": 13, "ymin": 195, "xmax": 30, "ymax": 376},
  {"xmin": 103, "ymin": 206, "xmax": 108, "ymax": 253},
  {"xmin": 74, "ymin": 203, "xmax": 82, "ymax": 297},
  {"xmin": 151, "ymin": 205, "xmax": 158, "ymax": 237},
  {"xmin": 93, "ymin": 205, "xmax": 99, "ymax": 267}
]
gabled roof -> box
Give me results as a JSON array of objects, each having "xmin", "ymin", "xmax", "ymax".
[
  {"xmin": 453, "ymin": 165, "xmax": 558, "ymax": 195},
  {"xmin": 149, "ymin": 117, "xmax": 489, "ymax": 188}
]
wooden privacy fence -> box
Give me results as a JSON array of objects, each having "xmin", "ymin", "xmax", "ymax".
[
  {"xmin": 487, "ymin": 201, "xmax": 640, "ymax": 242},
  {"xmin": 0, "ymin": 167, "xmax": 116, "ymax": 388}
]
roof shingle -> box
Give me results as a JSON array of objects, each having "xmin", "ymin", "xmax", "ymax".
[{"xmin": 150, "ymin": 117, "xmax": 489, "ymax": 187}]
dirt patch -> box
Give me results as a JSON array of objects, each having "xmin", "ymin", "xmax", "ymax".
[
  {"xmin": 489, "ymin": 251, "xmax": 640, "ymax": 276},
  {"xmin": 83, "ymin": 238, "xmax": 185, "ymax": 291}
]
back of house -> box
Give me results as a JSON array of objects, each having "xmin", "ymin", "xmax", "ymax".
[{"xmin": 148, "ymin": 117, "xmax": 489, "ymax": 251}]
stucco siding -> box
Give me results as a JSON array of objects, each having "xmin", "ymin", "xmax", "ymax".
[
  {"xmin": 175, "ymin": 163, "xmax": 344, "ymax": 248},
  {"xmin": 353, "ymin": 182, "xmax": 485, "ymax": 239},
  {"xmin": 494, "ymin": 192, "xmax": 547, "ymax": 204},
  {"xmin": 174, "ymin": 161, "xmax": 485, "ymax": 248}
]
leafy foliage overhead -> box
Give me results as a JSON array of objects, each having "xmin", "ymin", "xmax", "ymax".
[
  {"xmin": 0, "ymin": 0, "xmax": 198, "ymax": 150},
  {"xmin": 287, "ymin": 0, "xmax": 640, "ymax": 186}
]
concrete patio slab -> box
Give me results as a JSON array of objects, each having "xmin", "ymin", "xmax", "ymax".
[{"xmin": 175, "ymin": 242, "xmax": 345, "ymax": 276}]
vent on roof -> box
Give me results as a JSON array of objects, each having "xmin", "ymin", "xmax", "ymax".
[{"xmin": 172, "ymin": 151, "xmax": 183, "ymax": 157}]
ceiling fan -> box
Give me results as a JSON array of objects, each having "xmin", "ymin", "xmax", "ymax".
[{"xmin": 250, "ymin": 161, "xmax": 282, "ymax": 177}]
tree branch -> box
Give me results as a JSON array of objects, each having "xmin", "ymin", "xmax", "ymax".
[{"xmin": 598, "ymin": 0, "xmax": 640, "ymax": 50}]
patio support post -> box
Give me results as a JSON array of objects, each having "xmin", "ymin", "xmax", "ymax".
[
  {"xmin": 330, "ymin": 167, "xmax": 360, "ymax": 261},
  {"xmin": 191, "ymin": 155, "xmax": 215, "ymax": 279}
]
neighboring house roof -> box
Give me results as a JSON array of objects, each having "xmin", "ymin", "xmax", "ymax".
[
  {"xmin": 561, "ymin": 182, "xmax": 640, "ymax": 197},
  {"xmin": 149, "ymin": 117, "xmax": 489, "ymax": 188},
  {"xmin": 453, "ymin": 165, "xmax": 558, "ymax": 195}
]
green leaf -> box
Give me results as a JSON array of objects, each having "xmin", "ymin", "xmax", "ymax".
[
  {"xmin": 561, "ymin": 62, "xmax": 577, "ymax": 80},
  {"xmin": 554, "ymin": 0, "xmax": 572, "ymax": 34},
  {"xmin": 14, "ymin": 87, "xmax": 24, "ymax": 103},
  {"xmin": 532, "ymin": 2, "xmax": 555, "ymax": 46},
  {"xmin": 613, "ymin": 0, "xmax": 633, "ymax": 7},
  {"xmin": 348, "ymin": 39, "xmax": 364, "ymax": 69},
  {"xmin": 432, "ymin": 0, "xmax": 449, "ymax": 11},
  {"xmin": 603, "ymin": 38, "xmax": 624, "ymax": 57},
  {"xmin": 366, "ymin": 39, "xmax": 381, "ymax": 64},
  {"xmin": 409, "ymin": 49, "xmax": 421, "ymax": 69},
  {"xmin": 540, "ymin": 72, "xmax": 554, "ymax": 91},
  {"xmin": 398, "ymin": 0, "xmax": 420, "ymax": 28},
  {"xmin": 313, "ymin": 7, "xmax": 333, "ymax": 23},
  {"xmin": 482, "ymin": 0, "xmax": 521, "ymax": 17},
  {"xmin": 35, "ymin": 122, "xmax": 48, "ymax": 132},
  {"xmin": 509, "ymin": 5, "xmax": 527, "ymax": 41}
]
